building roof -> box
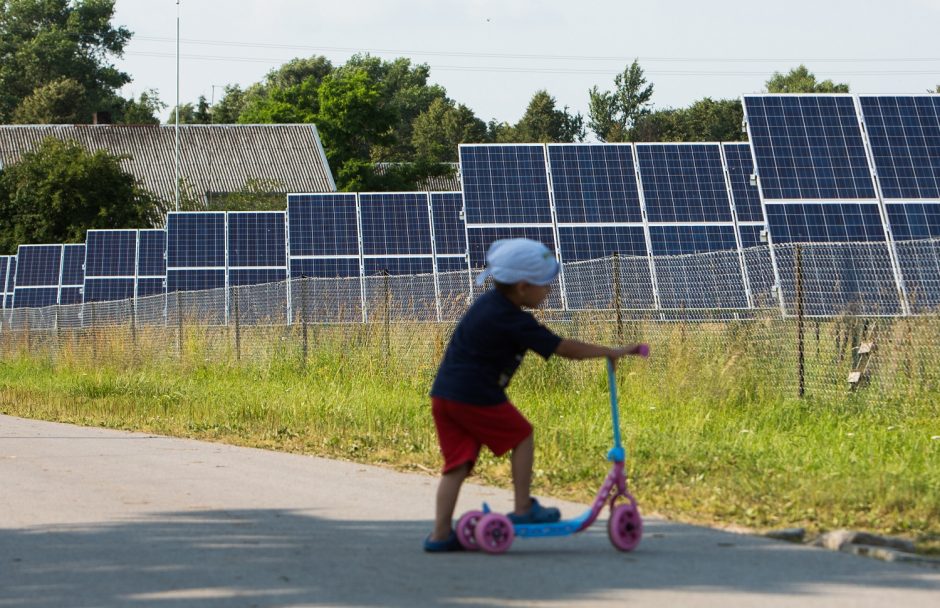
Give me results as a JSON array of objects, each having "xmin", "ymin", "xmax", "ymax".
[
  {"xmin": 0, "ymin": 124, "xmax": 336, "ymax": 210},
  {"xmin": 374, "ymin": 162, "xmax": 461, "ymax": 192}
]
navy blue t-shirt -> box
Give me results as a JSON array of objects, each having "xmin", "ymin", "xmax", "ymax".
[{"xmin": 430, "ymin": 289, "xmax": 562, "ymax": 405}]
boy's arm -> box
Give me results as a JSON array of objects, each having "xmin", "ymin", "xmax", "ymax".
[{"xmin": 554, "ymin": 339, "xmax": 647, "ymax": 361}]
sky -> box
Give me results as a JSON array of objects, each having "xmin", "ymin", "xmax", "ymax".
[{"xmin": 113, "ymin": 0, "xmax": 940, "ymax": 125}]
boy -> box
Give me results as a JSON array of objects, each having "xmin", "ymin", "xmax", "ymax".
[{"xmin": 425, "ymin": 238, "xmax": 648, "ymax": 552}]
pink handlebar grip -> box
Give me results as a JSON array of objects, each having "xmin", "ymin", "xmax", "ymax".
[{"xmin": 636, "ymin": 343, "xmax": 650, "ymax": 358}]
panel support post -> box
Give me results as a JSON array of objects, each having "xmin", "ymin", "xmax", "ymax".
[{"xmin": 796, "ymin": 244, "xmax": 805, "ymax": 398}]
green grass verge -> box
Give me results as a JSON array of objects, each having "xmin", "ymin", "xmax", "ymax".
[{"xmin": 0, "ymin": 319, "xmax": 938, "ymax": 553}]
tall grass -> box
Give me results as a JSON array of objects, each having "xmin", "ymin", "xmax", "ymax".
[{"xmin": 1, "ymin": 314, "xmax": 938, "ymax": 548}]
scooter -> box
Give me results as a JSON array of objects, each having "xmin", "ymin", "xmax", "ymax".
[{"xmin": 455, "ymin": 348, "xmax": 648, "ymax": 554}]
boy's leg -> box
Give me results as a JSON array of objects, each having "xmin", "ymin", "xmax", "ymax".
[
  {"xmin": 431, "ymin": 461, "xmax": 472, "ymax": 542},
  {"xmin": 510, "ymin": 433, "xmax": 534, "ymax": 515}
]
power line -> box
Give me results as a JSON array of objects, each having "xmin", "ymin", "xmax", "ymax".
[
  {"xmin": 132, "ymin": 34, "xmax": 940, "ymax": 64},
  {"xmin": 124, "ymin": 50, "xmax": 940, "ymax": 78}
]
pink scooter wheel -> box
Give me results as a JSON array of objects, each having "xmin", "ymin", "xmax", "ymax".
[
  {"xmin": 474, "ymin": 513, "xmax": 515, "ymax": 554},
  {"xmin": 608, "ymin": 502, "xmax": 643, "ymax": 551},
  {"xmin": 455, "ymin": 510, "xmax": 484, "ymax": 551}
]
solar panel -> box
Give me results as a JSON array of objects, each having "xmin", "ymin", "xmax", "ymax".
[
  {"xmin": 13, "ymin": 245, "xmax": 62, "ymax": 308},
  {"xmin": 764, "ymin": 203, "xmax": 887, "ymax": 243},
  {"xmin": 227, "ymin": 212, "xmax": 287, "ymax": 271},
  {"xmin": 637, "ymin": 143, "xmax": 733, "ymax": 223},
  {"xmin": 0, "ymin": 256, "xmax": 11, "ymax": 309},
  {"xmin": 647, "ymin": 225, "xmax": 740, "ymax": 255},
  {"xmin": 137, "ymin": 229, "xmax": 166, "ymax": 299},
  {"xmin": 227, "ymin": 212, "xmax": 289, "ymax": 325},
  {"xmin": 429, "ymin": 192, "xmax": 471, "ymax": 310},
  {"xmin": 138, "ymin": 230, "xmax": 167, "ymax": 277},
  {"xmin": 885, "ymin": 202, "xmax": 940, "ymax": 310},
  {"xmin": 459, "ymin": 144, "xmax": 553, "ymax": 224},
  {"xmin": 743, "ymin": 95, "xmax": 876, "ymax": 200},
  {"xmin": 84, "ymin": 230, "xmax": 137, "ymax": 303},
  {"xmin": 359, "ymin": 193, "xmax": 433, "ymax": 260},
  {"xmin": 167, "ymin": 212, "xmax": 226, "ymax": 272},
  {"xmin": 547, "ymin": 143, "xmax": 643, "ymax": 223},
  {"xmin": 722, "ymin": 143, "xmax": 765, "ymax": 222},
  {"xmin": 166, "ymin": 212, "xmax": 228, "ymax": 324},
  {"xmin": 287, "ymin": 193, "xmax": 361, "ymax": 277},
  {"xmin": 765, "ymin": 203, "xmax": 901, "ymax": 315},
  {"xmin": 429, "ymin": 192, "xmax": 466, "ymax": 255},
  {"xmin": 465, "ymin": 225, "xmax": 564, "ymax": 308},
  {"xmin": 859, "ymin": 96, "xmax": 940, "ymax": 200}
]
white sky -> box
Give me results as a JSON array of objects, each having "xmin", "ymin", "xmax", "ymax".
[{"xmin": 113, "ymin": 0, "xmax": 940, "ymax": 125}]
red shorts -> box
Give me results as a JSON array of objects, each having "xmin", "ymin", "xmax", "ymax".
[{"xmin": 431, "ymin": 397, "xmax": 533, "ymax": 474}]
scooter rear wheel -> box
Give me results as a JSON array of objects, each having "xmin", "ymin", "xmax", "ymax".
[
  {"xmin": 455, "ymin": 510, "xmax": 484, "ymax": 551},
  {"xmin": 474, "ymin": 513, "xmax": 515, "ymax": 554},
  {"xmin": 608, "ymin": 502, "xmax": 643, "ymax": 552}
]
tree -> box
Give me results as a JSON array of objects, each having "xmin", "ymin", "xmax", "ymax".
[
  {"xmin": 116, "ymin": 89, "xmax": 165, "ymax": 125},
  {"xmin": 0, "ymin": 0, "xmax": 132, "ymax": 123},
  {"xmin": 343, "ymin": 55, "xmax": 446, "ymax": 161},
  {"xmin": 166, "ymin": 96, "xmax": 213, "ymax": 124},
  {"xmin": 212, "ymin": 85, "xmax": 249, "ymax": 124},
  {"xmin": 0, "ymin": 137, "xmax": 156, "ymax": 253},
  {"xmin": 11, "ymin": 77, "xmax": 87, "ymax": 124},
  {"xmin": 511, "ymin": 90, "xmax": 585, "ymax": 143},
  {"xmin": 765, "ymin": 65, "xmax": 849, "ymax": 93},
  {"xmin": 588, "ymin": 60, "xmax": 654, "ymax": 142},
  {"xmin": 632, "ymin": 98, "xmax": 745, "ymax": 142},
  {"xmin": 411, "ymin": 97, "xmax": 487, "ymax": 162},
  {"xmin": 315, "ymin": 67, "xmax": 396, "ymax": 190},
  {"xmin": 237, "ymin": 56, "xmax": 333, "ymax": 124}
]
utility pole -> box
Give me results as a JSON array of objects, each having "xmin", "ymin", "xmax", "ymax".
[{"xmin": 174, "ymin": 0, "xmax": 181, "ymax": 213}]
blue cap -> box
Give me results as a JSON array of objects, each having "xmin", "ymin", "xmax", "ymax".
[{"xmin": 475, "ymin": 238, "xmax": 560, "ymax": 287}]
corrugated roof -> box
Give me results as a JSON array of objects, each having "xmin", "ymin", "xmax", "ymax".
[
  {"xmin": 373, "ymin": 162, "xmax": 461, "ymax": 192},
  {"xmin": 0, "ymin": 124, "xmax": 336, "ymax": 211}
]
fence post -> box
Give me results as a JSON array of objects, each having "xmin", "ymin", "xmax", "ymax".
[
  {"xmin": 384, "ymin": 269, "xmax": 391, "ymax": 362},
  {"xmin": 88, "ymin": 304, "xmax": 96, "ymax": 361},
  {"xmin": 796, "ymin": 244, "xmax": 805, "ymax": 398},
  {"xmin": 176, "ymin": 290, "xmax": 183, "ymax": 359},
  {"xmin": 232, "ymin": 285, "xmax": 241, "ymax": 363},
  {"xmin": 128, "ymin": 298, "xmax": 137, "ymax": 348},
  {"xmin": 613, "ymin": 252, "xmax": 623, "ymax": 344},
  {"xmin": 300, "ymin": 277, "xmax": 308, "ymax": 368}
]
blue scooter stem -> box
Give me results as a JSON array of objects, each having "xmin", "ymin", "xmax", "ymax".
[{"xmin": 607, "ymin": 357, "xmax": 625, "ymax": 462}]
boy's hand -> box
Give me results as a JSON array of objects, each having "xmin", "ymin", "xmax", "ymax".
[{"xmin": 608, "ymin": 343, "xmax": 650, "ymax": 360}]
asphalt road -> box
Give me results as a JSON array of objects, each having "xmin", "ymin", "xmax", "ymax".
[{"xmin": 2, "ymin": 414, "xmax": 938, "ymax": 608}]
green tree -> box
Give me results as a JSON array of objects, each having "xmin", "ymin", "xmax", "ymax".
[
  {"xmin": 212, "ymin": 85, "xmax": 248, "ymax": 124},
  {"xmin": 11, "ymin": 77, "xmax": 87, "ymax": 124},
  {"xmin": 237, "ymin": 56, "xmax": 333, "ymax": 124},
  {"xmin": 588, "ymin": 60, "xmax": 654, "ymax": 142},
  {"xmin": 411, "ymin": 97, "xmax": 487, "ymax": 162},
  {"xmin": 632, "ymin": 98, "xmax": 745, "ymax": 142},
  {"xmin": 116, "ymin": 89, "xmax": 165, "ymax": 124},
  {"xmin": 166, "ymin": 97, "xmax": 212, "ymax": 124},
  {"xmin": 765, "ymin": 65, "xmax": 849, "ymax": 93},
  {"xmin": 0, "ymin": 0, "xmax": 132, "ymax": 123},
  {"xmin": 511, "ymin": 90, "xmax": 585, "ymax": 143},
  {"xmin": 316, "ymin": 67, "xmax": 396, "ymax": 190},
  {"xmin": 0, "ymin": 137, "xmax": 155, "ymax": 253},
  {"xmin": 343, "ymin": 55, "xmax": 446, "ymax": 161}
]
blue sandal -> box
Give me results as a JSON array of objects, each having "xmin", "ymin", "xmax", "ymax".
[
  {"xmin": 508, "ymin": 498, "xmax": 561, "ymax": 524},
  {"xmin": 423, "ymin": 530, "xmax": 465, "ymax": 552}
]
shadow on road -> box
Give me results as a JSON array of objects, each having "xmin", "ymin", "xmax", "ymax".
[{"xmin": 2, "ymin": 508, "xmax": 937, "ymax": 607}]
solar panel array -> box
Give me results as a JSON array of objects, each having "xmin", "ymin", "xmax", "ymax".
[
  {"xmin": 12, "ymin": 245, "xmax": 66, "ymax": 308},
  {"xmin": 4, "ymin": 94, "xmax": 940, "ymax": 319},
  {"xmin": 0, "ymin": 256, "xmax": 14, "ymax": 309},
  {"xmin": 742, "ymin": 94, "xmax": 921, "ymax": 315}
]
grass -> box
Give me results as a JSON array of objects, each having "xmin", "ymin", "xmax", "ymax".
[{"xmin": 0, "ymin": 315, "xmax": 938, "ymax": 553}]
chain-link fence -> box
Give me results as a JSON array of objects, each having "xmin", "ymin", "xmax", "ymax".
[{"xmin": 2, "ymin": 240, "xmax": 940, "ymax": 404}]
